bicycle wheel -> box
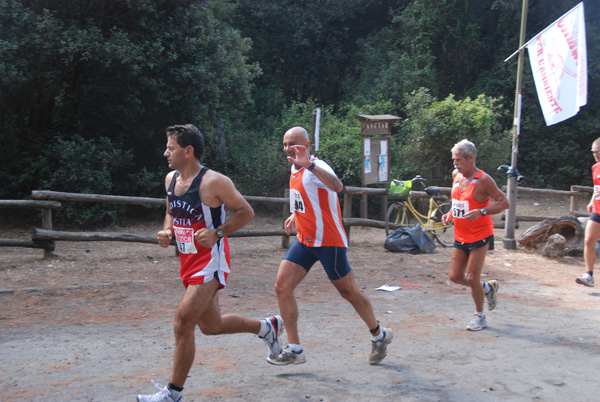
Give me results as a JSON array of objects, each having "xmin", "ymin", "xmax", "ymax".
[
  {"xmin": 430, "ymin": 202, "xmax": 454, "ymax": 247},
  {"xmin": 385, "ymin": 203, "xmax": 410, "ymax": 236}
]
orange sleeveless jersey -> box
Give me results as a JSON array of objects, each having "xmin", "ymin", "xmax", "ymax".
[
  {"xmin": 592, "ymin": 162, "xmax": 600, "ymax": 214},
  {"xmin": 451, "ymin": 170, "xmax": 494, "ymax": 243},
  {"xmin": 289, "ymin": 159, "xmax": 348, "ymax": 248}
]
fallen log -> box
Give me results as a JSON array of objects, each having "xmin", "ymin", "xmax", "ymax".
[{"xmin": 517, "ymin": 215, "xmax": 583, "ymax": 255}]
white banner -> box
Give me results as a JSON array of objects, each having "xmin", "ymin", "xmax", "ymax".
[{"xmin": 526, "ymin": 2, "xmax": 587, "ymax": 126}]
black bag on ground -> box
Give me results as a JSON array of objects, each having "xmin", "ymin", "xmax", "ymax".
[{"xmin": 384, "ymin": 224, "xmax": 436, "ymax": 254}]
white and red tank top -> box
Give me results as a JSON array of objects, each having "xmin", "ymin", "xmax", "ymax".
[
  {"xmin": 167, "ymin": 168, "xmax": 231, "ymax": 282},
  {"xmin": 289, "ymin": 158, "xmax": 347, "ymax": 248}
]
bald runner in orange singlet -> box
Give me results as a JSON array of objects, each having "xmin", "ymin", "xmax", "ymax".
[
  {"xmin": 268, "ymin": 126, "xmax": 392, "ymax": 366},
  {"xmin": 442, "ymin": 139, "xmax": 509, "ymax": 331}
]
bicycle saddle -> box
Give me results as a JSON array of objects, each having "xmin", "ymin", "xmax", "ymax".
[{"xmin": 425, "ymin": 187, "xmax": 441, "ymax": 196}]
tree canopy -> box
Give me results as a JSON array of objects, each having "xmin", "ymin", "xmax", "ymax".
[{"xmin": 1, "ymin": 0, "xmax": 598, "ymax": 224}]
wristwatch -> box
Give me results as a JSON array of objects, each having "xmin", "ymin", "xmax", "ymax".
[
  {"xmin": 215, "ymin": 227, "xmax": 224, "ymax": 239},
  {"xmin": 480, "ymin": 208, "xmax": 487, "ymax": 216}
]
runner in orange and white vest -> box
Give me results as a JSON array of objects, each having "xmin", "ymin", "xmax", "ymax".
[
  {"xmin": 269, "ymin": 126, "xmax": 392, "ymax": 366},
  {"xmin": 442, "ymin": 139, "xmax": 509, "ymax": 331}
]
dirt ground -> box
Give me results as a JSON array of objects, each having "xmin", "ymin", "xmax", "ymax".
[{"xmin": 1, "ymin": 194, "xmax": 600, "ymax": 402}]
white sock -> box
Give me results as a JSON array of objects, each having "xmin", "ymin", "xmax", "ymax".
[
  {"xmin": 258, "ymin": 320, "xmax": 269, "ymax": 338},
  {"xmin": 475, "ymin": 311, "xmax": 485, "ymax": 318},
  {"xmin": 371, "ymin": 330, "xmax": 385, "ymax": 342},
  {"xmin": 169, "ymin": 389, "xmax": 181, "ymax": 401},
  {"xmin": 287, "ymin": 343, "xmax": 302, "ymax": 353},
  {"xmin": 482, "ymin": 281, "xmax": 491, "ymax": 294}
]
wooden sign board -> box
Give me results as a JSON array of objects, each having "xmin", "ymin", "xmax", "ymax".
[{"xmin": 362, "ymin": 137, "xmax": 389, "ymax": 185}]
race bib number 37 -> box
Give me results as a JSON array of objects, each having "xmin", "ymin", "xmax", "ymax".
[
  {"xmin": 173, "ymin": 226, "xmax": 198, "ymax": 254},
  {"xmin": 290, "ymin": 189, "xmax": 306, "ymax": 214},
  {"xmin": 452, "ymin": 199, "xmax": 470, "ymax": 219}
]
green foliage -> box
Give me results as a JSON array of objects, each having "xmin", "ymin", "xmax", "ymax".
[
  {"xmin": 230, "ymin": 0, "xmax": 395, "ymax": 106},
  {"xmin": 402, "ymin": 88, "xmax": 511, "ymax": 186},
  {"xmin": 35, "ymin": 135, "xmax": 133, "ymax": 225},
  {"xmin": 0, "ymin": 0, "xmax": 258, "ymax": 200},
  {"xmin": 1, "ymin": 0, "xmax": 600, "ymax": 226},
  {"xmin": 229, "ymin": 99, "xmax": 397, "ymax": 196}
]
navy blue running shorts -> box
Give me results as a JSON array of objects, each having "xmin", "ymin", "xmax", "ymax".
[
  {"xmin": 283, "ymin": 238, "xmax": 351, "ymax": 280},
  {"xmin": 453, "ymin": 234, "xmax": 494, "ymax": 255},
  {"xmin": 590, "ymin": 212, "xmax": 600, "ymax": 224}
]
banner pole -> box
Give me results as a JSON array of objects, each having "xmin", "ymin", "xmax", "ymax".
[{"xmin": 503, "ymin": 0, "xmax": 528, "ymax": 250}]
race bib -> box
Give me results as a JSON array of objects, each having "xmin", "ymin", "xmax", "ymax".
[
  {"xmin": 290, "ymin": 189, "xmax": 306, "ymax": 214},
  {"xmin": 173, "ymin": 226, "xmax": 198, "ymax": 254},
  {"xmin": 595, "ymin": 185, "xmax": 600, "ymax": 200},
  {"xmin": 452, "ymin": 199, "xmax": 470, "ymax": 219}
]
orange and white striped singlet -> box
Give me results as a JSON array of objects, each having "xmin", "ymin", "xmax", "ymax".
[{"xmin": 289, "ymin": 158, "xmax": 348, "ymax": 248}]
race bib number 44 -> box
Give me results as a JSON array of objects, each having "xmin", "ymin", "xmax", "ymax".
[
  {"xmin": 290, "ymin": 189, "xmax": 306, "ymax": 214},
  {"xmin": 173, "ymin": 226, "xmax": 198, "ymax": 254},
  {"xmin": 452, "ymin": 199, "xmax": 470, "ymax": 219}
]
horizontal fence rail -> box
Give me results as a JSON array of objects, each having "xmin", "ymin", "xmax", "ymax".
[{"xmin": 0, "ymin": 184, "xmax": 594, "ymax": 257}]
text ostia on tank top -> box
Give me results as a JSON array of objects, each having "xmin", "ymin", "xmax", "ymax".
[{"xmin": 170, "ymin": 199, "xmax": 203, "ymax": 225}]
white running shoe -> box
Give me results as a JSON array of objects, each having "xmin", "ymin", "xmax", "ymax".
[
  {"xmin": 369, "ymin": 328, "xmax": 393, "ymax": 365},
  {"xmin": 466, "ymin": 314, "xmax": 487, "ymax": 331},
  {"xmin": 576, "ymin": 273, "xmax": 595, "ymax": 287},
  {"xmin": 137, "ymin": 380, "xmax": 182, "ymax": 402},
  {"xmin": 267, "ymin": 346, "xmax": 306, "ymax": 365},
  {"xmin": 485, "ymin": 280, "xmax": 499, "ymax": 311},
  {"xmin": 259, "ymin": 315, "xmax": 284, "ymax": 359}
]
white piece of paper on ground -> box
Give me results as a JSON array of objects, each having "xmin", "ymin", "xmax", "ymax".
[{"xmin": 375, "ymin": 284, "xmax": 402, "ymax": 292}]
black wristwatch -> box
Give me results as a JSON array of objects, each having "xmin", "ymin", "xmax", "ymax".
[
  {"xmin": 215, "ymin": 227, "xmax": 224, "ymax": 239},
  {"xmin": 480, "ymin": 208, "xmax": 487, "ymax": 216}
]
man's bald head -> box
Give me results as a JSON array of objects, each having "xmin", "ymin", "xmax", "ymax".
[{"xmin": 285, "ymin": 126, "xmax": 310, "ymax": 142}]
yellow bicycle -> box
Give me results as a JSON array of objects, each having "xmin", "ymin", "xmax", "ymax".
[{"xmin": 385, "ymin": 175, "xmax": 454, "ymax": 247}]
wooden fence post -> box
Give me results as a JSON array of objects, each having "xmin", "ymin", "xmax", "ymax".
[
  {"xmin": 360, "ymin": 194, "xmax": 367, "ymax": 219},
  {"xmin": 41, "ymin": 208, "xmax": 54, "ymax": 258},
  {"xmin": 281, "ymin": 189, "xmax": 290, "ymax": 249},
  {"xmin": 570, "ymin": 185, "xmax": 580, "ymax": 213},
  {"xmin": 570, "ymin": 184, "xmax": 594, "ymax": 214},
  {"xmin": 381, "ymin": 193, "xmax": 388, "ymax": 221},
  {"xmin": 343, "ymin": 191, "xmax": 352, "ymax": 242}
]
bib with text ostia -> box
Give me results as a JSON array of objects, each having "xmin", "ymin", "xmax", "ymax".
[
  {"xmin": 452, "ymin": 199, "xmax": 470, "ymax": 219},
  {"xmin": 290, "ymin": 189, "xmax": 306, "ymax": 214},
  {"xmin": 173, "ymin": 226, "xmax": 198, "ymax": 254}
]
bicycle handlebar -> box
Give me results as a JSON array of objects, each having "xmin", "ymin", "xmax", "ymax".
[{"xmin": 392, "ymin": 175, "xmax": 428, "ymax": 185}]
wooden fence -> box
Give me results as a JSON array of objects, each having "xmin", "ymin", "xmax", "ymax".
[{"xmin": 0, "ymin": 184, "xmax": 594, "ymax": 257}]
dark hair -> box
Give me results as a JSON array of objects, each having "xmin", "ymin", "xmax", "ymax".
[{"xmin": 166, "ymin": 124, "xmax": 204, "ymax": 160}]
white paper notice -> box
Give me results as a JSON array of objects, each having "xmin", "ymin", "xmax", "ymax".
[
  {"xmin": 375, "ymin": 284, "xmax": 401, "ymax": 292},
  {"xmin": 378, "ymin": 154, "xmax": 388, "ymax": 182},
  {"xmin": 380, "ymin": 140, "xmax": 387, "ymax": 155}
]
